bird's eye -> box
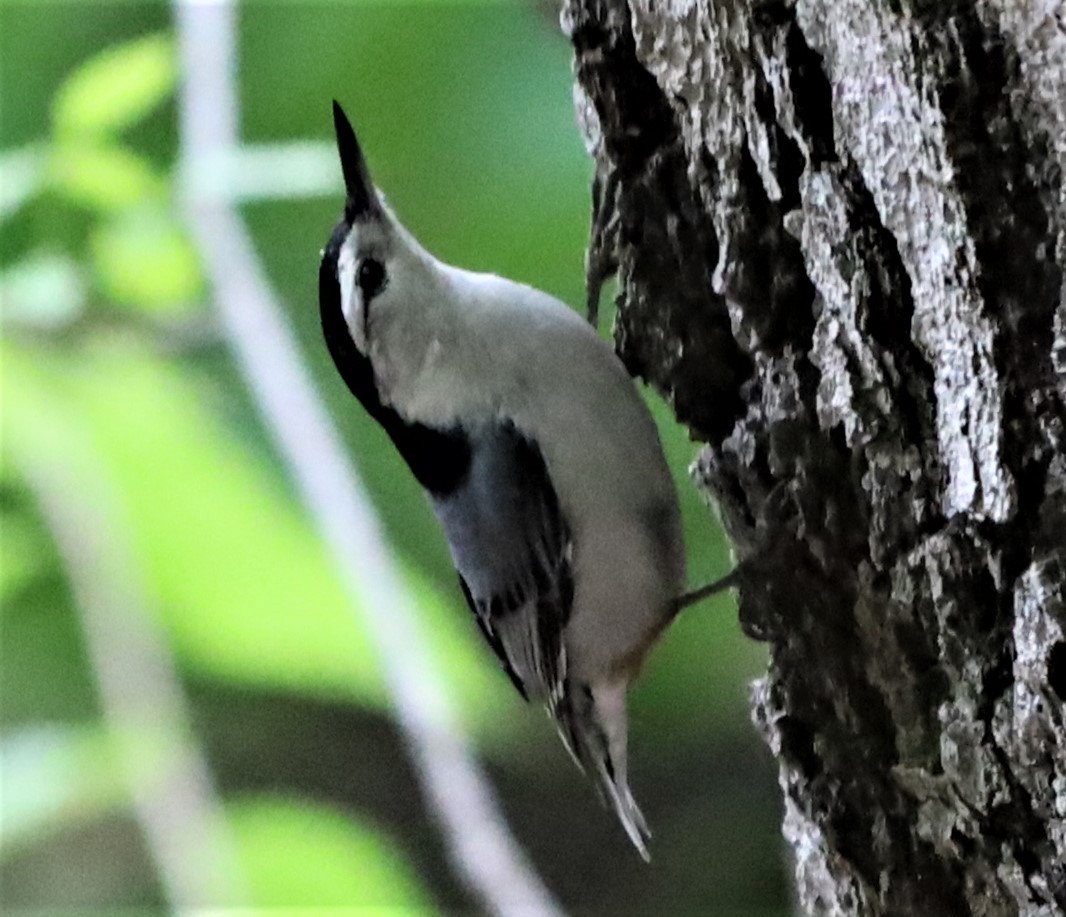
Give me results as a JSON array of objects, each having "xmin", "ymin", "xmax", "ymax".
[{"xmin": 358, "ymin": 257, "xmax": 387, "ymax": 301}]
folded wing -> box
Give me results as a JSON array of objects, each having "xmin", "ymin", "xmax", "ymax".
[{"xmin": 431, "ymin": 419, "xmax": 573, "ymax": 703}]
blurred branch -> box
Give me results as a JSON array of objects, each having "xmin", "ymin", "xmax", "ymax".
[
  {"xmin": 13, "ymin": 430, "xmax": 246, "ymax": 907},
  {"xmin": 172, "ymin": 3, "xmax": 563, "ymax": 915},
  {"xmin": 0, "ymin": 141, "xmax": 337, "ymax": 214},
  {"xmin": 182, "ymin": 141, "xmax": 340, "ymax": 202}
]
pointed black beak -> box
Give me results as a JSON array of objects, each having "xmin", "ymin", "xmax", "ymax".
[{"xmin": 332, "ymin": 100, "xmax": 380, "ymax": 220}]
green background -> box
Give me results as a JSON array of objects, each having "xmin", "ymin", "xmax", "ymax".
[{"xmin": 1, "ymin": 2, "xmax": 787, "ymax": 913}]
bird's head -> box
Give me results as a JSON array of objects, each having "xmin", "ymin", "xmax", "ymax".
[
  {"xmin": 321, "ymin": 103, "xmax": 514, "ymax": 429},
  {"xmin": 320, "ymin": 101, "xmax": 434, "ymax": 365}
]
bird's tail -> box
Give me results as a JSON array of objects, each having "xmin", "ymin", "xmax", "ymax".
[{"xmin": 552, "ymin": 679, "xmax": 651, "ymax": 860}]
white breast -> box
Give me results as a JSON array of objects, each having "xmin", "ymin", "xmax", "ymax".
[{"xmin": 376, "ymin": 262, "xmax": 686, "ymax": 679}]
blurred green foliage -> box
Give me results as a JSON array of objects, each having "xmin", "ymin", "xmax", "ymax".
[
  {"xmin": 1, "ymin": 2, "xmax": 785, "ymax": 913},
  {"xmin": 230, "ymin": 796, "xmax": 435, "ymax": 909}
]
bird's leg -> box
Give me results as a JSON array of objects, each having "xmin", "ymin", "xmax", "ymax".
[
  {"xmin": 670, "ymin": 567, "xmax": 743, "ymax": 619},
  {"xmin": 671, "ymin": 482, "xmax": 798, "ymax": 620},
  {"xmin": 585, "ymin": 168, "xmax": 620, "ymax": 329}
]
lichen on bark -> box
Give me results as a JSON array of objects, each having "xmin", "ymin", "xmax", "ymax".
[{"xmin": 563, "ymin": 0, "xmax": 1066, "ymax": 913}]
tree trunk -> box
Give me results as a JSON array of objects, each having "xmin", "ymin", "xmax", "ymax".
[{"xmin": 563, "ymin": 1, "xmax": 1066, "ymax": 913}]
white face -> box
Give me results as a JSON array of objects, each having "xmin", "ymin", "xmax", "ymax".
[
  {"xmin": 327, "ymin": 199, "xmax": 455, "ymax": 421},
  {"xmin": 337, "ymin": 220, "xmax": 393, "ymax": 354},
  {"xmin": 336, "ymin": 234, "xmax": 364, "ymax": 350}
]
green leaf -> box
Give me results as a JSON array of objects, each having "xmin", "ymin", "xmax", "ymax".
[
  {"xmin": 0, "ymin": 465, "xmax": 100, "ymax": 726},
  {"xmin": 52, "ymin": 33, "xmax": 176, "ymax": 139},
  {"xmin": 0, "ymin": 512, "xmax": 43, "ymax": 603},
  {"xmin": 3, "ymin": 343, "xmax": 387, "ymax": 708},
  {"xmin": 230, "ymin": 795, "xmax": 438, "ymax": 911},
  {"xmin": 90, "ymin": 205, "xmax": 202, "ymax": 311},
  {"xmin": 49, "ymin": 143, "xmax": 165, "ymax": 212}
]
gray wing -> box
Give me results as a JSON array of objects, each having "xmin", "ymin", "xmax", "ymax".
[{"xmin": 431, "ymin": 420, "xmax": 573, "ymax": 702}]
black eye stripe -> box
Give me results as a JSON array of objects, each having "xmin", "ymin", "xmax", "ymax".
[{"xmin": 358, "ymin": 257, "xmax": 386, "ymax": 300}]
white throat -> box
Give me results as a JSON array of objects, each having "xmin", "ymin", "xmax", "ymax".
[{"xmin": 337, "ymin": 231, "xmax": 366, "ymax": 351}]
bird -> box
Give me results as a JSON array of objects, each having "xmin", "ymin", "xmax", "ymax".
[{"xmin": 318, "ymin": 101, "xmax": 734, "ymax": 858}]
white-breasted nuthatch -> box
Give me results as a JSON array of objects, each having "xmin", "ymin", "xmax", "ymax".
[{"xmin": 319, "ymin": 102, "xmax": 733, "ymax": 858}]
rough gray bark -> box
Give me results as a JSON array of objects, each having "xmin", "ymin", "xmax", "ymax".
[{"xmin": 563, "ymin": 1, "xmax": 1066, "ymax": 913}]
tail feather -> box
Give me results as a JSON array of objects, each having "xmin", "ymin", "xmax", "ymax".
[{"xmin": 552, "ymin": 679, "xmax": 651, "ymax": 860}]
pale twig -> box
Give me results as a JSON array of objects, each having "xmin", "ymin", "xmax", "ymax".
[
  {"xmin": 14, "ymin": 428, "xmax": 246, "ymax": 908},
  {"xmin": 173, "ymin": 3, "xmax": 563, "ymax": 914},
  {"xmin": 182, "ymin": 141, "xmax": 341, "ymax": 202}
]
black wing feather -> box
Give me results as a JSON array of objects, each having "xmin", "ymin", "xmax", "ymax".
[
  {"xmin": 432, "ymin": 421, "xmax": 573, "ymax": 701},
  {"xmin": 457, "ymin": 573, "xmax": 529, "ymax": 700}
]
